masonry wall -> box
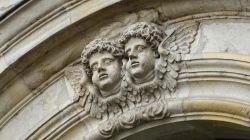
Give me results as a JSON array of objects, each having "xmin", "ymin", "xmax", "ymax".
[{"xmin": 1, "ymin": 0, "xmax": 250, "ymax": 140}]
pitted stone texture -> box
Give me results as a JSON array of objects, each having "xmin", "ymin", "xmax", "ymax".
[{"xmin": 191, "ymin": 20, "xmax": 250, "ymax": 55}]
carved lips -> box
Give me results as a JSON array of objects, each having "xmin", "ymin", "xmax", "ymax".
[
  {"xmin": 131, "ymin": 61, "xmax": 139, "ymax": 68},
  {"xmin": 98, "ymin": 73, "xmax": 108, "ymax": 80}
]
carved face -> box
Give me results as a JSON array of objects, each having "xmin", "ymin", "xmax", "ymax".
[
  {"xmin": 125, "ymin": 38, "xmax": 155, "ymax": 83},
  {"xmin": 89, "ymin": 52, "xmax": 121, "ymax": 97}
]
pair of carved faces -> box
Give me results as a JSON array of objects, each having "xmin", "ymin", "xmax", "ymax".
[
  {"xmin": 82, "ymin": 22, "xmax": 163, "ymax": 97},
  {"xmin": 70, "ymin": 21, "xmax": 199, "ymax": 121}
]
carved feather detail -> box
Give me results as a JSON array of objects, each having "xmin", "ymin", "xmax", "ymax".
[
  {"xmin": 65, "ymin": 64, "xmax": 128, "ymax": 119},
  {"xmin": 64, "ymin": 22, "xmax": 199, "ymax": 121},
  {"xmin": 157, "ymin": 22, "xmax": 199, "ymax": 92},
  {"xmin": 65, "ymin": 65, "xmax": 92, "ymax": 111}
]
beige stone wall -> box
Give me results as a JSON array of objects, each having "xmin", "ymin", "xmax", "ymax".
[
  {"xmin": 0, "ymin": 0, "xmax": 22, "ymax": 15},
  {"xmin": 1, "ymin": 0, "xmax": 250, "ymax": 140}
]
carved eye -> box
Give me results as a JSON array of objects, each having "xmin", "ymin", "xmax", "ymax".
[
  {"xmin": 125, "ymin": 49, "xmax": 131, "ymax": 55},
  {"xmin": 104, "ymin": 58, "xmax": 113, "ymax": 65},
  {"xmin": 91, "ymin": 64, "xmax": 98, "ymax": 71},
  {"xmin": 137, "ymin": 45, "xmax": 145, "ymax": 52}
]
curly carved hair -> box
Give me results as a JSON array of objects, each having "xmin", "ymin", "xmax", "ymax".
[
  {"xmin": 119, "ymin": 22, "xmax": 164, "ymax": 53},
  {"xmin": 81, "ymin": 38, "xmax": 124, "ymax": 78}
]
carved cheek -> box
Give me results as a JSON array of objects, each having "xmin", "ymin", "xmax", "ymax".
[
  {"xmin": 105, "ymin": 65, "xmax": 113, "ymax": 75},
  {"xmin": 105, "ymin": 65, "xmax": 112, "ymax": 74},
  {"xmin": 145, "ymin": 50, "xmax": 154, "ymax": 60},
  {"xmin": 113, "ymin": 63, "xmax": 120, "ymax": 73},
  {"xmin": 138, "ymin": 52, "xmax": 145, "ymax": 62},
  {"xmin": 126, "ymin": 61, "xmax": 132, "ymax": 69},
  {"xmin": 92, "ymin": 72, "xmax": 98, "ymax": 82}
]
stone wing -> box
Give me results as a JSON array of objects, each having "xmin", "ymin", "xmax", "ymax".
[
  {"xmin": 64, "ymin": 65, "xmax": 92, "ymax": 111},
  {"xmin": 156, "ymin": 22, "xmax": 199, "ymax": 92},
  {"xmin": 65, "ymin": 64, "xmax": 108, "ymax": 119}
]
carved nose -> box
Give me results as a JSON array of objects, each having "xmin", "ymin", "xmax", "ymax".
[
  {"xmin": 128, "ymin": 51, "xmax": 137, "ymax": 60},
  {"xmin": 97, "ymin": 64, "xmax": 105, "ymax": 72}
]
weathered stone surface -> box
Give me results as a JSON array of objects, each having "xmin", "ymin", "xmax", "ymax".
[
  {"xmin": 0, "ymin": 78, "xmax": 73, "ymax": 140},
  {"xmin": 191, "ymin": 20, "xmax": 250, "ymax": 54},
  {"xmin": 1, "ymin": 0, "xmax": 250, "ymax": 140},
  {"xmin": 0, "ymin": 0, "xmax": 22, "ymax": 16}
]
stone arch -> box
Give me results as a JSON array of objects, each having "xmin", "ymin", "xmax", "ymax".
[
  {"xmin": 118, "ymin": 120, "xmax": 250, "ymax": 140},
  {"xmin": 1, "ymin": 0, "xmax": 250, "ymax": 140}
]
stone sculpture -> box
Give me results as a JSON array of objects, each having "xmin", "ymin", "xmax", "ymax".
[
  {"xmin": 119, "ymin": 22, "xmax": 166, "ymax": 106},
  {"xmin": 65, "ymin": 21, "xmax": 199, "ymax": 138},
  {"xmin": 66, "ymin": 38, "xmax": 126, "ymax": 119},
  {"xmin": 81, "ymin": 38, "xmax": 128, "ymax": 119},
  {"xmin": 81, "ymin": 38, "xmax": 123, "ymax": 98},
  {"xmin": 119, "ymin": 22, "xmax": 163, "ymax": 85}
]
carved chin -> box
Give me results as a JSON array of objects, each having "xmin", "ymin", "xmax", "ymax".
[
  {"xmin": 129, "ymin": 67, "xmax": 145, "ymax": 79},
  {"xmin": 98, "ymin": 79, "xmax": 111, "ymax": 90}
]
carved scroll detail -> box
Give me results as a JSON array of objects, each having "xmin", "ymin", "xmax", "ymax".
[{"xmin": 98, "ymin": 99, "xmax": 170, "ymax": 138}]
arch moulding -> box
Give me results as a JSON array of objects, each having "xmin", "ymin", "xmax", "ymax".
[{"xmin": 1, "ymin": 0, "xmax": 250, "ymax": 140}]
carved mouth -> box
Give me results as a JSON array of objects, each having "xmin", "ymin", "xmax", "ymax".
[
  {"xmin": 131, "ymin": 61, "xmax": 139, "ymax": 67},
  {"xmin": 99, "ymin": 73, "xmax": 108, "ymax": 80}
]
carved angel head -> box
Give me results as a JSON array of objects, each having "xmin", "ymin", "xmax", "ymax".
[
  {"xmin": 81, "ymin": 38, "xmax": 124, "ymax": 97},
  {"xmin": 119, "ymin": 22, "xmax": 164, "ymax": 84}
]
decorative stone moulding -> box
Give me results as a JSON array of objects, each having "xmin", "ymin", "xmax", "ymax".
[
  {"xmin": 65, "ymin": 21, "xmax": 199, "ymax": 139},
  {"xmin": 2, "ymin": 0, "xmax": 250, "ymax": 140}
]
